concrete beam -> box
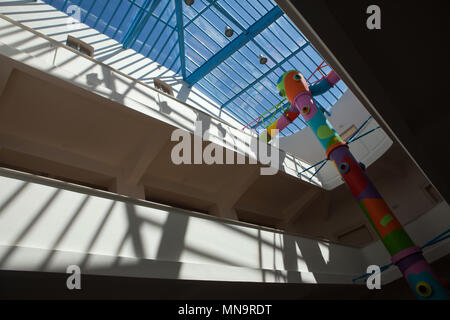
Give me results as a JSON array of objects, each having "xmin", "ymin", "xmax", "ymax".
[
  {"xmin": 109, "ymin": 176, "xmax": 145, "ymax": 199},
  {"xmin": 278, "ymin": 188, "xmax": 322, "ymax": 229},
  {"xmin": 142, "ymin": 174, "xmax": 217, "ymax": 203},
  {"xmin": 211, "ymin": 165, "xmax": 261, "ymax": 220},
  {"xmin": 120, "ymin": 135, "xmax": 170, "ymax": 186},
  {"xmin": 0, "ymin": 60, "xmax": 13, "ymax": 97}
]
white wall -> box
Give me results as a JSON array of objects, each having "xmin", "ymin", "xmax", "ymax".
[
  {"xmin": 0, "ymin": 168, "xmax": 366, "ymax": 284},
  {"xmin": 279, "ymin": 89, "xmax": 393, "ymax": 189},
  {"xmin": 0, "ymin": 167, "xmax": 448, "ymax": 285}
]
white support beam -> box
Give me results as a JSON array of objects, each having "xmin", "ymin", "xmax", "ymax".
[
  {"xmin": 210, "ymin": 165, "xmax": 261, "ymax": 219},
  {"xmin": 120, "ymin": 135, "xmax": 170, "ymax": 186}
]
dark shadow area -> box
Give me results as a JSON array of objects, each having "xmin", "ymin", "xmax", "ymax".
[
  {"xmin": 154, "ymin": 213, "xmax": 189, "ymax": 279},
  {"xmin": 100, "ymin": 203, "xmax": 189, "ymax": 280},
  {"xmin": 294, "ymin": 237, "xmax": 333, "ymax": 284},
  {"xmin": 0, "ymin": 188, "xmax": 61, "ymax": 267},
  {"xmin": 284, "ymin": 0, "xmax": 450, "ymax": 202},
  {"xmin": 124, "ymin": 203, "xmax": 145, "ymax": 259},
  {"xmin": 38, "ymin": 195, "xmax": 90, "ymax": 270},
  {"xmin": 79, "ymin": 201, "xmax": 117, "ymax": 269},
  {"xmin": 281, "ymin": 232, "xmax": 343, "ymax": 284},
  {"xmin": 0, "ymin": 181, "xmax": 28, "ymax": 216},
  {"xmin": 281, "ymin": 234, "xmax": 302, "ymax": 283}
]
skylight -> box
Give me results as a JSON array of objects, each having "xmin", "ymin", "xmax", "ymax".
[{"xmin": 44, "ymin": 0, "xmax": 348, "ymax": 136}]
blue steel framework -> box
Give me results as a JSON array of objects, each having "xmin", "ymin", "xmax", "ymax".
[{"xmin": 44, "ymin": 0, "xmax": 347, "ymax": 135}]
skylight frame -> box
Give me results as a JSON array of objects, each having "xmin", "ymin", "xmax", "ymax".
[{"xmin": 44, "ymin": 0, "xmax": 348, "ymax": 136}]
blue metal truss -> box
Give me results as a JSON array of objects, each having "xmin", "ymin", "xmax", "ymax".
[
  {"xmin": 122, "ymin": 0, "xmax": 162, "ymax": 48},
  {"xmin": 185, "ymin": 6, "xmax": 284, "ymax": 84},
  {"xmin": 175, "ymin": 0, "xmax": 186, "ymax": 79},
  {"xmin": 221, "ymin": 41, "xmax": 310, "ymax": 110},
  {"xmin": 203, "ymin": 0, "xmax": 287, "ymax": 75}
]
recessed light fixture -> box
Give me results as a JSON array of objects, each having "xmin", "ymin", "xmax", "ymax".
[
  {"xmin": 225, "ymin": 26, "xmax": 234, "ymax": 37},
  {"xmin": 184, "ymin": 0, "xmax": 194, "ymax": 6},
  {"xmin": 259, "ymin": 54, "xmax": 268, "ymax": 64}
]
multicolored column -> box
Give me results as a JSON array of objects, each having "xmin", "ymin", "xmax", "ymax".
[
  {"xmin": 266, "ymin": 69, "xmax": 449, "ymax": 300},
  {"xmin": 259, "ymin": 70, "xmax": 339, "ymax": 143}
]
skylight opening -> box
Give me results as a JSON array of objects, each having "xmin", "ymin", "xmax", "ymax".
[{"xmin": 43, "ymin": 0, "xmax": 348, "ymax": 136}]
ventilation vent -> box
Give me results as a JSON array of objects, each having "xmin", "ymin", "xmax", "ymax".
[
  {"xmin": 66, "ymin": 35, "xmax": 94, "ymax": 57},
  {"xmin": 153, "ymin": 78, "xmax": 174, "ymax": 96}
]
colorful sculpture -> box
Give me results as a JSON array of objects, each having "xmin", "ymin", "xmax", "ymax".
[{"xmin": 260, "ymin": 69, "xmax": 449, "ymax": 300}]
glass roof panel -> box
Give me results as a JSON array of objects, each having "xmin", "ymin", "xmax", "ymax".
[{"xmin": 43, "ymin": 0, "xmax": 348, "ymax": 136}]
